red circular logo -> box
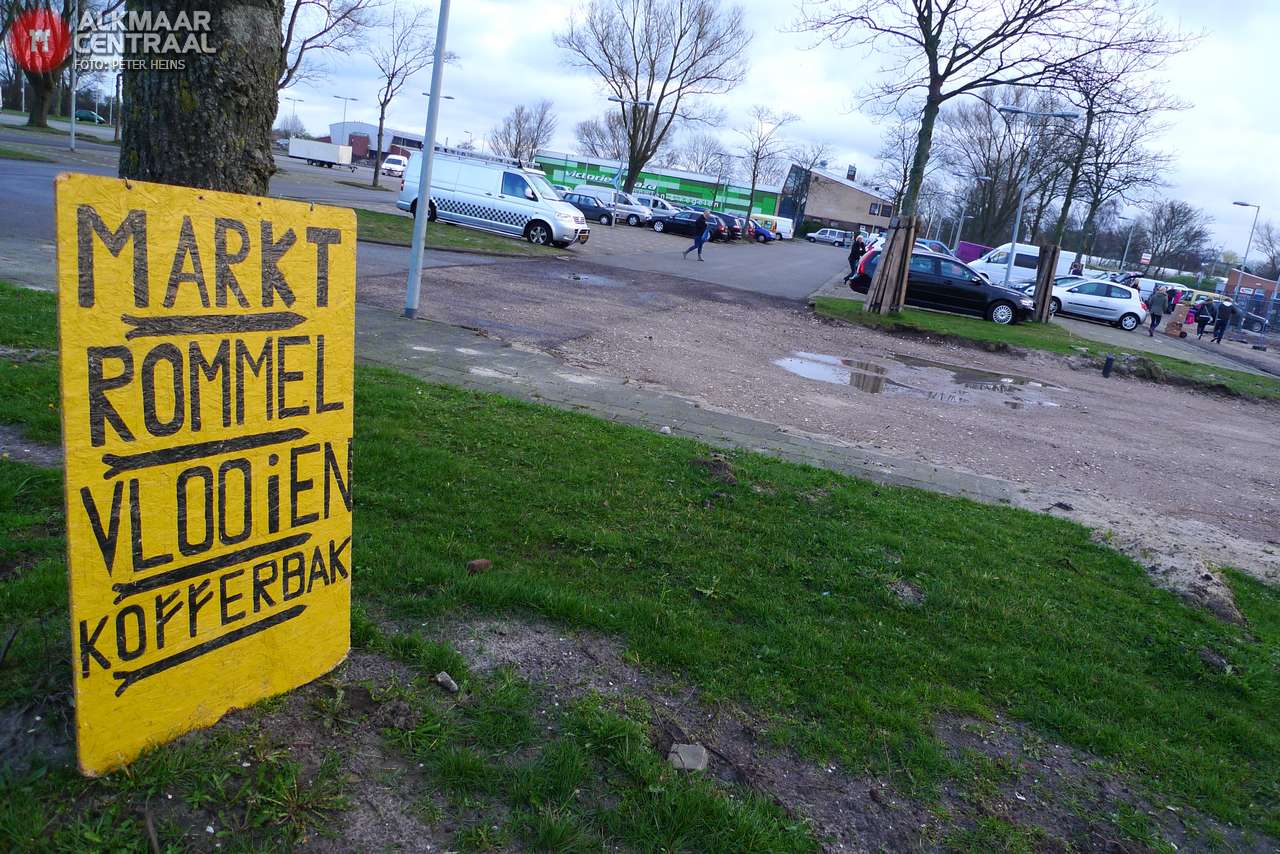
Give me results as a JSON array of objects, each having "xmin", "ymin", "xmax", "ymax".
[{"xmin": 7, "ymin": 9, "xmax": 71, "ymax": 74}]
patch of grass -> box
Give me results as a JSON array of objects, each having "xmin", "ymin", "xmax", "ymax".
[
  {"xmin": 0, "ymin": 280, "xmax": 57, "ymax": 350},
  {"xmin": 0, "ymin": 281, "xmax": 61, "ymax": 443},
  {"xmin": 337, "ymin": 179, "xmax": 392, "ymax": 192},
  {"xmin": 946, "ymin": 816, "xmax": 1048, "ymax": 853},
  {"xmin": 354, "ymin": 208, "xmax": 559, "ymax": 256},
  {"xmin": 0, "ymin": 145, "xmax": 54, "ymax": 162},
  {"xmin": 3, "ymin": 121, "xmax": 116, "ymax": 144},
  {"xmin": 813, "ymin": 296, "xmax": 1280, "ymax": 401}
]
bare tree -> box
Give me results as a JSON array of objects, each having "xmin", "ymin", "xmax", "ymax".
[
  {"xmin": 872, "ymin": 112, "xmax": 921, "ymax": 208},
  {"xmin": 366, "ymin": 2, "xmax": 439, "ymax": 187},
  {"xmin": 667, "ymin": 132, "xmax": 727, "ymax": 173},
  {"xmin": 736, "ymin": 106, "xmax": 796, "ymax": 215},
  {"xmin": 1141, "ymin": 199, "xmax": 1211, "ymax": 275},
  {"xmin": 488, "ymin": 100, "xmax": 557, "ymax": 162},
  {"xmin": 280, "ymin": 0, "xmax": 380, "ymax": 90},
  {"xmin": 574, "ymin": 111, "xmax": 628, "ymax": 160},
  {"xmin": 1252, "ymin": 222, "xmax": 1280, "ymax": 280},
  {"xmin": 798, "ymin": 0, "xmax": 1188, "ymax": 217},
  {"xmin": 1074, "ymin": 111, "xmax": 1171, "ymax": 262},
  {"xmin": 274, "ymin": 113, "xmax": 309, "ymax": 138},
  {"xmin": 556, "ymin": 0, "xmax": 749, "ymax": 193}
]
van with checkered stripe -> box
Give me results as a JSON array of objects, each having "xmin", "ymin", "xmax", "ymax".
[{"xmin": 397, "ymin": 146, "xmax": 590, "ymax": 248}]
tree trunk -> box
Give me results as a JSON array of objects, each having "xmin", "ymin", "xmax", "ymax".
[
  {"xmin": 119, "ymin": 1, "xmax": 283, "ymax": 195},
  {"xmin": 25, "ymin": 71, "xmax": 54, "ymax": 128},
  {"xmin": 900, "ymin": 89, "xmax": 942, "ymax": 217},
  {"xmin": 1052, "ymin": 110, "xmax": 1093, "ymax": 243},
  {"xmin": 372, "ymin": 106, "xmax": 387, "ymax": 188}
]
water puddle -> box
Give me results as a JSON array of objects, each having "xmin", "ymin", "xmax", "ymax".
[{"xmin": 773, "ymin": 351, "xmax": 1061, "ymax": 410}]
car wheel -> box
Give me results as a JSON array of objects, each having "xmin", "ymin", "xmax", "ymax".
[
  {"xmin": 525, "ymin": 221, "xmax": 551, "ymax": 246},
  {"xmin": 835, "ymin": 241, "xmax": 844, "ymax": 247},
  {"xmin": 599, "ymin": 214, "xmax": 611, "ymax": 225},
  {"xmin": 987, "ymin": 301, "xmax": 1015, "ymax": 325},
  {"xmin": 806, "ymin": 236, "xmax": 816, "ymax": 243},
  {"xmin": 653, "ymin": 220, "xmax": 665, "ymax": 233},
  {"xmin": 1118, "ymin": 313, "xmax": 1140, "ymax": 331},
  {"xmin": 1246, "ymin": 320, "xmax": 1264, "ymax": 333},
  {"xmin": 1049, "ymin": 297, "xmax": 1061, "ymax": 316},
  {"xmin": 627, "ymin": 214, "xmax": 640, "ymax": 226}
]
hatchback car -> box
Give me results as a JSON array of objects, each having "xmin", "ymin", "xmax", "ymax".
[
  {"xmin": 74, "ymin": 109, "xmax": 106, "ymax": 124},
  {"xmin": 1046, "ymin": 279, "xmax": 1148, "ymax": 331},
  {"xmin": 711, "ymin": 212, "xmax": 744, "ymax": 240},
  {"xmin": 381, "ymin": 154, "xmax": 409, "ymax": 177},
  {"xmin": 653, "ymin": 210, "xmax": 726, "ymax": 241},
  {"xmin": 562, "ymin": 191, "xmax": 616, "ymax": 225},
  {"xmin": 852, "ymin": 250, "xmax": 1036, "ymax": 324},
  {"xmin": 807, "ymin": 227, "xmax": 852, "ymax": 246}
]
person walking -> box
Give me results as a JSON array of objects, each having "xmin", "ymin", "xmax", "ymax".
[
  {"xmin": 1194, "ymin": 300, "xmax": 1215, "ymax": 339},
  {"xmin": 1146, "ymin": 286, "xmax": 1169, "ymax": 337},
  {"xmin": 1211, "ymin": 299, "xmax": 1236, "ymax": 344},
  {"xmin": 844, "ymin": 233, "xmax": 867, "ymax": 282},
  {"xmin": 1069, "ymin": 258, "xmax": 1084, "ymax": 276},
  {"xmin": 682, "ymin": 210, "xmax": 711, "ymax": 261}
]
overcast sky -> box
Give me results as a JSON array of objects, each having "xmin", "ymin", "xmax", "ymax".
[{"xmin": 281, "ymin": 0, "xmax": 1278, "ymax": 256}]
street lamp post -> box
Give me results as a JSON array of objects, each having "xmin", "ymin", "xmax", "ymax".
[
  {"xmin": 69, "ymin": 0, "xmax": 79, "ymax": 151},
  {"xmin": 951, "ymin": 176, "xmax": 992, "ymax": 251},
  {"xmin": 606, "ymin": 94, "xmax": 654, "ymax": 227},
  {"xmin": 283, "ymin": 96, "xmax": 302, "ymax": 137},
  {"xmin": 997, "ymin": 106, "xmax": 1080, "ymax": 287},
  {"xmin": 332, "ymin": 95, "xmax": 357, "ymax": 144},
  {"xmin": 1233, "ymin": 200, "xmax": 1261, "ymax": 275},
  {"xmin": 403, "ymin": 0, "xmax": 452, "ymax": 320},
  {"xmin": 1117, "ymin": 215, "xmax": 1136, "ymax": 271}
]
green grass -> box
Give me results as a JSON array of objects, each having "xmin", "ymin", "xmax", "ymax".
[
  {"xmin": 0, "ymin": 145, "xmax": 53, "ymax": 162},
  {"xmin": 813, "ymin": 296, "xmax": 1280, "ymax": 401},
  {"xmin": 337, "ymin": 179, "xmax": 392, "ymax": 192},
  {"xmin": 0, "ymin": 281, "xmax": 60, "ymax": 443},
  {"xmin": 354, "ymin": 208, "xmax": 559, "ymax": 256},
  {"xmin": 2, "ymin": 282, "xmax": 1279, "ymax": 847}
]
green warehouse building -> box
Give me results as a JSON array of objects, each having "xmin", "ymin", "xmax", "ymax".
[{"xmin": 534, "ymin": 150, "xmax": 782, "ymax": 217}]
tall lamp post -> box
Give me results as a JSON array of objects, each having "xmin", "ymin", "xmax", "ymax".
[
  {"xmin": 332, "ymin": 95, "xmax": 357, "ymax": 144},
  {"xmin": 605, "ymin": 94, "xmax": 654, "ymax": 227},
  {"xmin": 1117, "ymin": 215, "xmax": 1136, "ymax": 271},
  {"xmin": 997, "ymin": 105, "xmax": 1080, "ymax": 287},
  {"xmin": 283, "ymin": 96, "xmax": 302, "ymax": 136},
  {"xmin": 403, "ymin": 0, "xmax": 452, "ymax": 319},
  {"xmin": 951, "ymin": 175, "xmax": 991, "ymax": 251},
  {"xmin": 1232, "ymin": 200, "xmax": 1261, "ymax": 276}
]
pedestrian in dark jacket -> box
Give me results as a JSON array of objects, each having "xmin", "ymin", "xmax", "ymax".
[
  {"xmin": 1194, "ymin": 301, "xmax": 1215, "ymax": 339},
  {"xmin": 1147, "ymin": 287, "xmax": 1169, "ymax": 337},
  {"xmin": 682, "ymin": 212, "xmax": 711, "ymax": 261},
  {"xmin": 1212, "ymin": 300, "xmax": 1236, "ymax": 343},
  {"xmin": 845, "ymin": 234, "xmax": 867, "ymax": 281}
]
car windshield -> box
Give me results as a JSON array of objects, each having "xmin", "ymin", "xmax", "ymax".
[{"xmin": 526, "ymin": 173, "xmax": 560, "ymax": 199}]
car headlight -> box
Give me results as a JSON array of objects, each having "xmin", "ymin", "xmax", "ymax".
[
  {"xmin": 555, "ymin": 211, "xmax": 575, "ymax": 220},
  {"xmin": 1019, "ymin": 298, "xmax": 1034, "ymax": 307}
]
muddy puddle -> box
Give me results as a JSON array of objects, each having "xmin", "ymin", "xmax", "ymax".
[{"xmin": 773, "ymin": 351, "xmax": 1062, "ymax": 409}]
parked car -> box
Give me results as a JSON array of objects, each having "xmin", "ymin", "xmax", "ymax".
[
  {"xmin": 807, "ymin": 227, "xmax": 852, "ymax": 246},
  {"xmin": 749, "ymin": 220, "xmax": 775, "ymax": 243},
  {"xmin": 381, "ymin": 154, "xmax": 409, "ymax": 177},
  {"xmin": 753, "ymin": 214, "xmax": 794, "ymax": 239},
  {"xmin": 968, "ymin": 241, "xmax": 1076, "ymax": 285},
  {"xmin": 653, "ymin": 210, "xmax": 727, "ymax": 241},
  {"xmin": 916, "ymin": 238, "xmax": 955, "ymax": 257},
  {"xmin": 709, "ymin": 212, "xmax": 743, "ymax": 240},
  {"xmin": 561, "ymin": 191, "xmax": 616, "ymax": 226},
  {"xmin": 398, "ymin": 147, "xmax": 589, "ymax": 248},
  {"xmin": 1188, "ymin": 299, "xmax": 1270, "ymax": 333},
  {"xmin": 634, "ymin": 194, "xmax": 682, "ymax": 222},
  {"xmin": 1045, "ymin": 279, "xmax": 1148, "ymax": 331},
  {"xmin": 74, "ymin": 109, "xmax": 106, "ymax": 124},
  {"xmin": 851, "ymin": 249, "xmax": 1036, "ymax": 325},
  {"xmin": 570, "ymin": 185, "xmax": 652, "ymax": 226}
]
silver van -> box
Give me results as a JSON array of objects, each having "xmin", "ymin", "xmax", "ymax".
[
  {"xmin": 807, "ymin": 228, "xmax": 852, "ymax": 247},
  {"xmin": 397, "ymin": 146, "xmax": 590, "ymax": 247},
  {"xmin": 634, "ymin": 194, "xmax": 681, "ymax": 222},
  {"xmin": 571, "ymin": 184, "xmax": 652, "ymax": 226}
]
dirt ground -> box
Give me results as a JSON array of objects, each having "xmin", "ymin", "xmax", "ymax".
[{"xmin": 544, "ymin": 293, "xmax": 1279, "ymax": 609}]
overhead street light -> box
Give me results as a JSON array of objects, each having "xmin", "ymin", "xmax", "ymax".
[
  {"xmin": 951, "ymin": 175, "xmax": 992, "ymax": 251},
  {"xmin": 997, "ymin": 106, "xmax": 1080, "ymax": 286},
  {"xmin": 332, "ymin": 95, "xmax": 358, "ymax": 144},
  {"xmin": 1116, "ymin": 215, "xmax": 1138, "ymax": 271},
  {"xmin": 283, "ymin": 96, "xmax": 303, "ymax": 133},
  {"xmin": 1232, "ymin": 201, "xmax": 1261, "ymax": 276},
  {"xmin": 603, "ymin": 95, "xmax": 655, "ymax": 226}
]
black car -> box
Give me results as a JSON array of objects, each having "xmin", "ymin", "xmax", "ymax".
[
  {"xmin": 561, "ymin": 192, "xmax": 616, "ymax": 226},
  {"xmin": 652, "ymin": 210, "xmax": 728, "ymax": 241},
  {"xmin": 852, "ymin": 249, "xmax": 1036, "ymax": 325},
  {"xmin": 710, "ymin": 212, "xmax": 744, "ymax": 240}
]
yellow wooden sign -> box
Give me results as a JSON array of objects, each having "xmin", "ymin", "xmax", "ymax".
[{"xmin": 54, "ymin": 173, "xmax": 355, "ymax": 776}]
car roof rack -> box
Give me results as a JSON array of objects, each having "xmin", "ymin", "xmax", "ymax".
[{"xmin": 431, "ymin": 143, "xmax": 542, "ymax": 172}]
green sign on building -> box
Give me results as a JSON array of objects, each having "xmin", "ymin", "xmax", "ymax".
[{"xmin": 534, "ymin": 151, "xmax": 781, "ymax": 217}]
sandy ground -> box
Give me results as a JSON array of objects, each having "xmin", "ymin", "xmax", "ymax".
[{"xmin": 547, "ymin": 296, "xmax": 1280, "ymax": 609}]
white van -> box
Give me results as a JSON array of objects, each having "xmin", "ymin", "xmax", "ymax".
[
  {"xmin": 969, "ymin": 241, "xmax": 1075, "ymax": 286},
  {"xmin": 397, "ymin": 146, "xmax": 589, "ymax": 247},
  {"xmin": 571, "ymin": 184, "xmax": 652, "ymax": 226},
  {"xmin": 752, "ymin": 214, "xmax": 794, "ymax": 240}
]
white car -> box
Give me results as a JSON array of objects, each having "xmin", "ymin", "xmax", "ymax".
[
  {"xmin": 1043, "ymin": 278, "xmax": 1149, "ymax": 331},
  {"xmin": 381, "ymin": 154, "xmax": 409, "ymax": 177}
]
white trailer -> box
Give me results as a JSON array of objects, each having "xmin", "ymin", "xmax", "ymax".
[{"xmin": 287, "ymin": 138, "xmax": 353, "ymax": 169}]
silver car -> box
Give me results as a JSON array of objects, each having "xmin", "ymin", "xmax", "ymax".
[
  {"xmin": 806, "ymin": 227, "xmax": 853, "ymax": 246},
  {"xmin": 1046, "ymin": 278, "xmax": 1148, "ymax": 331}
]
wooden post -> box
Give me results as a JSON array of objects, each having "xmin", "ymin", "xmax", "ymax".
[
  {"xmin": 866, "ymin": 215, "xmax": 919, "ymax": 315},
  {"xmin": 1031, "ymin": 242, "xmax": 1061, "ymax": 323}
]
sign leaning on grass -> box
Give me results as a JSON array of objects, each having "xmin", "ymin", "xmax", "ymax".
[{"xmin": 54, "ymin": 173, "xmax": 355, "ymax": 775}]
